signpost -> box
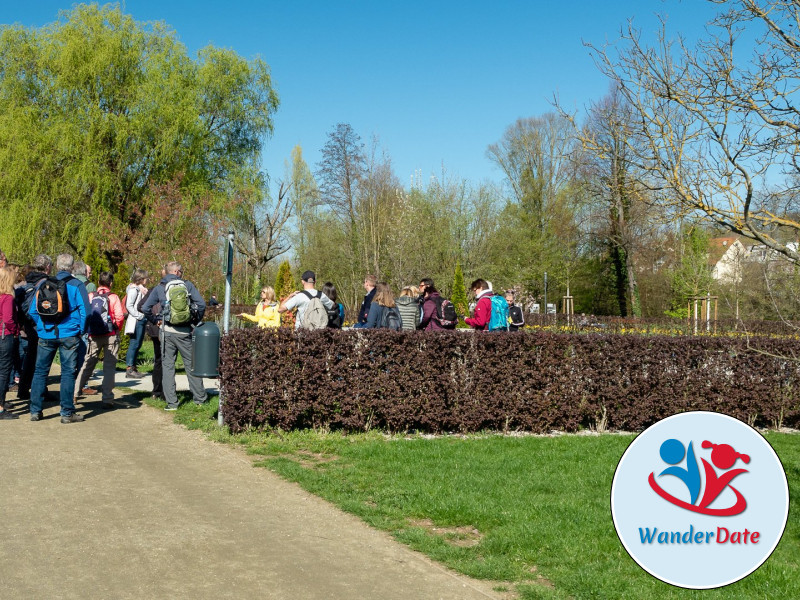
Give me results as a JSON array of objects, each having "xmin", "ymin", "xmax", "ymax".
[{"xmin": 219, "ymin": 232, "xmax": 234, "ymax": 426}]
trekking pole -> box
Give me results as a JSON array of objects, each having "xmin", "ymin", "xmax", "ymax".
[{"xmin": 219, "ymin": 231, "xmax": 234, "ymax": 427}]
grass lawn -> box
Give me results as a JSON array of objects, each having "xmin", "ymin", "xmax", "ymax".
[{"xmin": 151, "ymin": 398, "xmax": 799, "ymax": 599}]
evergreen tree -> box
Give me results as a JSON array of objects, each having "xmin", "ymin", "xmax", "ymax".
[
  {"xmin": 274, "ymin": 261, "xmax": 296, "ymax": 328},
  {"xmin": 113, "ymin": 262, "xmax": 131, "ymax": 297},
  {"xmin": 83, "ymin": 239, "xmax": 108, "ymax": 286},
  {"xmin": 451, "ymin": 263, "xmax": 470, "ymax": 328}
]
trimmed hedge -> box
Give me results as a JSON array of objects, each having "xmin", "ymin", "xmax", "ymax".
[{"xmin": 218, "ymin": 328, "xmax": 800, "ymax": 434}]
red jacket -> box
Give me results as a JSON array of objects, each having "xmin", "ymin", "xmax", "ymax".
[
  {"xmin": 0, "ymin": 293, "xmax": 19, "ymax": 336},
  {"xmin": 465, "ymin": 290, "xmax": 493, "ymax": 330}
]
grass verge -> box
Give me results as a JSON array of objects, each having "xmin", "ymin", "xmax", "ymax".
[{"xmin": 148, "ymin": 400, "xmax": 800, "ymax": 599}]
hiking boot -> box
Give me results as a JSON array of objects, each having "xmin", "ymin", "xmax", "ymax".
[
  {"xmin": 0, "ymin": 410, "xmax": 19, "ymax": 420},
  {"xmin": 30, "ymin": 412, "xmax": 44, "ymax": 421},
  {"xmin": 125, "ymin": 368, "xmax": 145, "ymax": 379},
  {"xmin": 60, "ymin": 413, "xmax": 85, "ymax": 424},
  {"xmin": 81, "ymin": 387, "xmax": 98, "ymax": 396},
  {"xmin": 164, "ymin": 406, "xmax": 178, "ymax": 412}
]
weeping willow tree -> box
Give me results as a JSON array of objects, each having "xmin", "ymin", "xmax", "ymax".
[{"xmin": 0, "ymin": 4, "xmax": 278, "ymax": 265}]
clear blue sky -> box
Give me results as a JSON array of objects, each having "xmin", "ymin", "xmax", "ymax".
[{"xmin": 3, "ymin": 1, "xmax": 718, "ymax": 190}]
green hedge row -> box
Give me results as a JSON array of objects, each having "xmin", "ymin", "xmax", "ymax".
[{"xmin": 218, "ymin": 328, "xmax": 800, "ymax": 434}]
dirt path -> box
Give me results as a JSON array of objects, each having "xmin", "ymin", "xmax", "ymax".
[{"xmin": 1, "ymin": 383, "xmax": 500, "ymax": 599}]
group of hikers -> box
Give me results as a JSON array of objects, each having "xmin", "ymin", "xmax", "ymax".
[
  {"xmin": 238, "ymin": 272, "xmax": 526, "ymax": 333},
  {"xmin": 0, "ymin": 250, "xmax": 209, "ymax": 422},
  {"xmin": 0, "ymin": 254, "xmax": 529, "ymax": 423}
]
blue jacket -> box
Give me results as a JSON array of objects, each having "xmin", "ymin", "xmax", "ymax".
[
  {"xmin": 141, "ymin": 273, "xmax": 205, "ymax": 331},
  {"xmin": 28, "ymin": 270, "xmax": 90, "ymax": 339}
]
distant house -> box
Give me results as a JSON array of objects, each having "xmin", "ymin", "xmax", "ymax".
[
  {"xmin": 746, "ymin": 241, "xmax": 798, "ymax": 272},
  {"xmin": 709, "ymin": 237, "xmax": 747, "ymax": 282}
]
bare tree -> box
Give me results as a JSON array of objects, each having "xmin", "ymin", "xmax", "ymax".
[
  {"xmin": 487, "ymin": 113, "xmax": 577, "ymax": 234},
  {"xmin": 230, "ymin": 178, "xmax": 294, "ymax": 292},
  {"xmin": 587, "ymin": 1, "xmax": 800, "ymax": 264},
  {"xmin": 317, "ymin": 123, "xmax": 365, "ymax": 233},
  {"xmin": 357, "ymin": 138, "xmax": 402, "ymax": 276},
  {"xmin": 567, "ymin": 87, "xmax": 647, "ymax": 316}
]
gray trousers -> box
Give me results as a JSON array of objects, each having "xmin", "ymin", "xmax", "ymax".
[
  {"xmin": 75, "ymin": 334, "xmax": 119, "ymax": 403},
  {"xmin": 161, "ymin": 330, "xmax": 207, "ymax": 408}
]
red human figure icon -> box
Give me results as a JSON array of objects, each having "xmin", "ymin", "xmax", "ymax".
[{"xmin": 698, "ymin": 441, "xmax": 750, "ymax": 512}]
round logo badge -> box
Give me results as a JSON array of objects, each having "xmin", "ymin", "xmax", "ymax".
[{"xmin": 611, "ymin": 411, "xmax": 789, "ymax": 589}]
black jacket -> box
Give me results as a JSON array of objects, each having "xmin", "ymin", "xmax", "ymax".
[{"xmin": 357, "ymin": 287, "xmax": 376, "ymax": 324}]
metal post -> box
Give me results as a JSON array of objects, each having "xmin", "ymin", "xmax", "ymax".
[
  {"xmin": 219, "ymin": 232, "xmax": 234, "ymax": 426},
  {"xmin": 543, "ymin": 272, "xmax": 548, "ymax": 324}
]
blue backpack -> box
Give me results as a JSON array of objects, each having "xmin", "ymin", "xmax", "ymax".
[
  {"xmin": 87, "ymin": 291, "xmax": 114, "ymax": 336},
  {"xmin": 488, "ymin": 294, "xmax": 509, "ymax": 331}
]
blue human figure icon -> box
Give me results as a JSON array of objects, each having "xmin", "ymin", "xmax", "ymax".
[{"xmin": 658, "ymin": 438, "xmax": 701, "ymax": 505}]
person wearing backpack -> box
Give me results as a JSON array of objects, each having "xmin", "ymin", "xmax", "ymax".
[
  {"xmin": 16, "ymin": 257, "xmax": 52, "ymax": 401},
  {"xmin": 464, "ymin": 279, "xmax": 494, "ymax": 331},
  {"xmin": 141, "ymin": 261, "xmax": 207, "ymax": 411},
  {"xmin": 416, "ymin": 278, "xmax": 446, "ymax": 331},
  {"xmin": 74, "ymin": 271, "xmax": 125, "ymax": 409},
  {"xmin": 28, "ymin": 253, "xmax": 90, "ymax": 423},
  {"xmin": 278, "ymin": 271, "xmax": 334, "ymax": 330},
  {"xmin": 321, "ymin": 282, "xmax": 345, "ymax": 329},
  {"xmin": 362, "ymin": 282, "xmax": 402, "ymax": 330},
  {"xmin": 140, "ymin": 271, "xmax": 165, "ymax": 401}
]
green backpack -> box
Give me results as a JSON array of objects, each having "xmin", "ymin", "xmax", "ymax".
[{"xmin": 164, "ymin": 279, "xmax": 191, "ymax": 325}]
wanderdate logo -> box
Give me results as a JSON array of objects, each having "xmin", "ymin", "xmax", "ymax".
[
  {"xmin": 649, "ymin": 438, "xmax": 750, "ymax": 516},
  {"xmin": 611, "ymin": 412, "xmax": 789, "ymax": 589}
]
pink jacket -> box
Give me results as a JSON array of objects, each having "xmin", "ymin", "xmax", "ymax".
[
  {"xmin": 465, "ymin": 290, "xmax": 493, "ymax": 331},
  {"xmin": 89, "ymin": 287, "xmax": 125, "ymax": 335},
  {"xmin": 0, "ymin": 293, "xmax": 19, "ymax": 336}
]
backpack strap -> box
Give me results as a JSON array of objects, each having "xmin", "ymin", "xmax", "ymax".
[{"xmin": 301, "ymin": 290, "xmax": 319, "ymax": 300}]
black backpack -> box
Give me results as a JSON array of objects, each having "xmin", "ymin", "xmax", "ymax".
[
  {"xmin": 17, "ymin": 281, "xmax": 39, "ymax": 329},
  {"xmin": 433, "ymin": 296, "xmax": 458, "ymax": 329},
  {"xmin": 379, "ymin": 306, "xmax": 402, "ymax": 331},
  {"xmin": 35, "ymin": 275, "xmax": 73, "ymax": 323},
  {"xmin": 509, "ymin": 305, "xmax": 525, "ymax": 328},
  {"xmin": 327, "ymin": 304, "xmax": 343, "ymax": 329}
]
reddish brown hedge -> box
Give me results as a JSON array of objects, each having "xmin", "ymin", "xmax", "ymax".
[{"xmin": 218, "ymin": 329, "xmax": 800, "ymax": 434}]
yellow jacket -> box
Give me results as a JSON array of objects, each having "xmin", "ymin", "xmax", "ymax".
[{"xmin": 241, "ymin": 301, "xmax": 280, "ymax": 328}]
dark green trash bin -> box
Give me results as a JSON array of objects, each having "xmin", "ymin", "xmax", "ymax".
[{"xmin": 191, "ymin": 322, "xmax": 220, "ymax": 377}]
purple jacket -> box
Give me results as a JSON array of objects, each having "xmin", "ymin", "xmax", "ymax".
[{"xmin": 417, "ymin": 292, "xmax": 446, "ymax": 331}]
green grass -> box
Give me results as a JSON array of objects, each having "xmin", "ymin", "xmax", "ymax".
[{"xmin": 149, "ymin": 403, "xmax": 800, "ymax": 599}]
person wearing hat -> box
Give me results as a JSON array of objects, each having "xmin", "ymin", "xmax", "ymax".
[{"xmin": 278, "ymin": 270, "xmax": 334, "ymax": 329}]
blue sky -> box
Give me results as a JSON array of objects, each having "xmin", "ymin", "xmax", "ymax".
[{"xmin": 3, "ymin": 1, "xmax": 719, "ymax": 190}]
